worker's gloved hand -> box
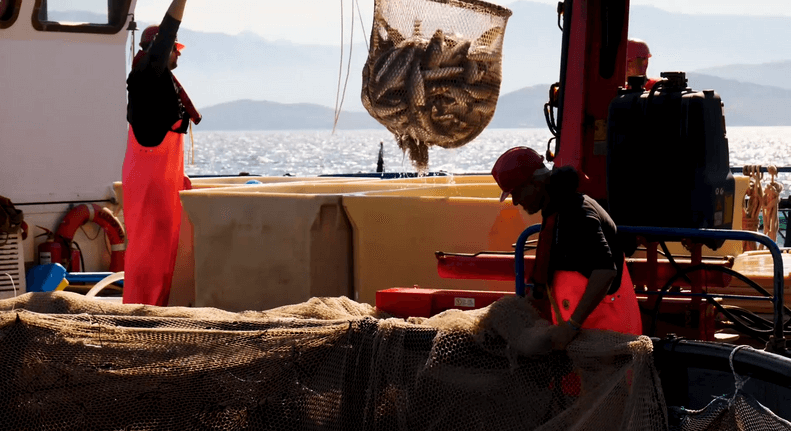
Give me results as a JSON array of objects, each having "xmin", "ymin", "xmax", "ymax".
[{"xmin": 548, "ymin": 321, "xmax": 579, "ymax": 350}]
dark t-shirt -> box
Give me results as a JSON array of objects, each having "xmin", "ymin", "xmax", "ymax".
[
  {"xmin": 126, "ymin": 14, "xmax": 187, "ymax": 147},
  {"xmin": 546, "ymin": 189, "xmax": 623, "ymax": 294}
]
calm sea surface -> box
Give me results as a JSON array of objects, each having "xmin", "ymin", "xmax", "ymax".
[{"xmin": 185, "ymin": 126, "xmax": 791, "ymax": 196}]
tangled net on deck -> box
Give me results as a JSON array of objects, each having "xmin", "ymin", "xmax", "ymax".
[
  {"xmin": 362, "ymin": 0, "xmax": 511, "ymax": 172},
  {"xmin": 0, "ymin": 292, "xmax": 668, "ymax": 430}
]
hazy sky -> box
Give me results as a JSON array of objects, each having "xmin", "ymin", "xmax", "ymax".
[{"xmin": 125, "ymin": 0, "xmax": 791, "ymax": 45}]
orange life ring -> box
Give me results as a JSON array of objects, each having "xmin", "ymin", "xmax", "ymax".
[{"xmin": 56, "ymin": 203, "xmax": 126, "ymax": 272}]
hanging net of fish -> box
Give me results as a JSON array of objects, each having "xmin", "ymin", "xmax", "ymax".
[
  {"xmin": 0, "ymin": 292, "xmax": 671, "ymax": 430},
  {"xmin": 362, "ymin": 0, "xmax": 512, "ymax": 171}
]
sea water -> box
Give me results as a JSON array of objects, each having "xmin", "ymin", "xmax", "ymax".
[{"xmin": 185, "ymin": 126, "xmax": 791, "ymax": 195}]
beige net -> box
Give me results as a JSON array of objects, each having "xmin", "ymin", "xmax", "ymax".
[
  {"xmin": 362, "ymin": 0, "xmax": 511, "ymax": 171},
  {"xmin": 670, "ymin": 394, "xmax": 791, "ymax": 431},
  {"xmin": 0, "ymin": 292, "xmax": 668, "ymax": 430}
]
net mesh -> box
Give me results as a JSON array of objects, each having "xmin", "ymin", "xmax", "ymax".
[
  {"xmin": 670, "ymin": 393, "xmax": 791, "ymax": 431},
  {"xmin": 0, "ymin": 292, "xmax": 671, "ymax": 430},
  {"xmin": 361, "ymin": 0, "xmax": 511, "ymax": 171}
]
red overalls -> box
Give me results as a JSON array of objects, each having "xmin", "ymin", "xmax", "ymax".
[
  {"xmin": 534, "ymin": 212, "xmax": 642, "ymax": 336},
  {"xmin": 121, "ymin": 121, "xmax": 189, "ymax": 306},
  {"xmin": 549, "ymin": 264, "xmax": 643, "ymax": 335}
]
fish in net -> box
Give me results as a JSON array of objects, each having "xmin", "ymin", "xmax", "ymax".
[{"xmin": 362, "ymin": 0, "xmax": 512, "ymax": 172}]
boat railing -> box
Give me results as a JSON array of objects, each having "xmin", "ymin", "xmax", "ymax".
[{"xmin": 514, "ymin": 224, "xmax": 788, "ymax": 355}]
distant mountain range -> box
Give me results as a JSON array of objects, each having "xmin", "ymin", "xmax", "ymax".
[
  {"xmin": 198, "ymin": 72, "xmax": 791, "ymax": 130},
  {"xmin": 696, "ymin": 61, "xmax": 791, "ymax": 90},
  {"xmin": 183, "ymin": 0, "xmax": 791, "ymax": 130},
  {"xmin": 137, "ymin": 1, "xmax": 791, "ymax": 113},
  {"xmin": 57, "ymin": 3, "xmax": 791, "ymax": 129}
]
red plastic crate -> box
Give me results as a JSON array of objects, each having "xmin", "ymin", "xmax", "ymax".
[{"xmin": 376, "ymin": 287, "xmax": 514, "ymax": 318}]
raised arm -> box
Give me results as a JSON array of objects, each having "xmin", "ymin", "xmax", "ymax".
[
  {"xmin": 167, "ymin": 0, "xmax": 187, "ymax": 21},
  {"xmin": 145, "ymin": 0, "xmax": 188, "ymax": 75}
]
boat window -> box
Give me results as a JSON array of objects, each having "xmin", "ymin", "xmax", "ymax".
[
  {"xmin": 0, "ymin": 0, "xmax": 21, "ymax": 29},
  {"xmin": 32, "ymin": 0, "xmax": 132, "ymax": 34}
]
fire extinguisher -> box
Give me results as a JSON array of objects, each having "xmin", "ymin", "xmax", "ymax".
[
  {"xmin": 67, "ymin": 243, "xmax": 82, "ymax": 273},
  {"xmin": 36, "ymin": 226, "xmax": 63, "ymax": 266}
]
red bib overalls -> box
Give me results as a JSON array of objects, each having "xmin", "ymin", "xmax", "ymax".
[
  {"xmin": 121, "ymin": 121, "xmax": 189, "ymax": 306},
  {"xmin": 549, "ymin": 262, "xmax": 642, "ymax": 335}
]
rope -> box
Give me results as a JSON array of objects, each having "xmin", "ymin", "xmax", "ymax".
[
  {"xmin": 762, "ymin": 165, "xmax": 783, "ymax": 245},
  {"xmin": 332, "ymin": 0, "xmax": 346, "ymax": 134},
  {"xmin": 728, "ymin": 344, "xmax": 753, "ymax": 405},
  {"xmin": 80, "ymin": 221, "xmax": 103, "ymax": 241},
  {"xmin": 3, "ymin": 273, "xmax": 15, "ymax": 298},
  {"xmin": 355, "ymin": 0, "xmax": 369, "ymax": 52},
  {"xmin": 333, "ymin": 0, "xmax": 356, "ymax": 134},
  {"xmin": 742, "ymin": 165, "xmax": 763, "ymax": 251},
  {"xmin": 188, "ymin": 121, "xmax": 195, "ymax": 166},
  {"xmin": 128, "ymin": 14, "xmax": 137, "ymax": 69}
]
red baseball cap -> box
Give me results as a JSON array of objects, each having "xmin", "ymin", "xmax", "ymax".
[
  {"xmin": 491, "ymin": 147, "xmax": 547, "ymax": 202},
  {"xmin": 140, "ymin": 25, "xmax": 185, "ymax": 51},
  {"xmin": 627, "ymin": 38, "xmax": 651, "ymax": 61}
]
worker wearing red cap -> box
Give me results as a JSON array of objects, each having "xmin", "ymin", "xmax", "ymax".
[
  {"xmin": 122, "ymin": 0, "xmax": 201, "ymax": 306},
  {"xmin": 626, "ymin": 38, "xmax": 659, "ymax": 91},
  {"xmin": 492, "ymin": 147, "xmax": 642, "ymax": 349}
]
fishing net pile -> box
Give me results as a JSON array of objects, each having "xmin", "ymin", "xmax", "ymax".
[
  {"xmin": 362, "ymin": 0, "xmax": 511, "ymax": 172},
  {"xmin": 0, "ymin": 292, "xmax": 669, "ymax": 430},
  {"xmin": 670, "ymin": 393, "xmax": 791, "ymax": 430}
]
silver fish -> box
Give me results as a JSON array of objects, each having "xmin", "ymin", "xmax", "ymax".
[
  {"xmin": 374, "ymin": 102, "xmax": 408, "ymax": 119},
  {"xmin": 372, "ymin": 48, "xmax": 395, "ymax": 83},
  {"xmin": 406, "ymin": 59, "xmax": 426, "ymax": 108},
  {"xmin": 373, "ymin": 48, "xmax": 415, "ymax": 100},
  {"xmin": 439, "ymin": 40, "xmax": 471, "ymax": 68},
  {"xmin": 463, "ymin": 59, "xmax": 481, "ymax": 84},
  {"xmin": 466, "ymin": 50, "xmax": 500, "ymax": 63},
  {"xmin": 374, "ymin": 46, "xmax": 408, "ymax": 84},
  {"xmin": 463, "ymin": 83, "xmax": 496, "ymax": 101},
  {"xmin": 444, "ymin": 86, "xmax": 474, "ymax": 106},
  {"xmin": 475, "ymin": 26, "xmax": 503, "ymax": 49},
  {"xmin": 422, "ymin": 29, "xmax": 445, "ymax": 70},
  {"xmin": 423, "ymin": 66, "xmax": 464, "ymax": 81}
]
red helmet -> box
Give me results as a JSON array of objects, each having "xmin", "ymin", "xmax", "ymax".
[
  {"xmin": 140, "ymin": 25, "xmax": 159, "ymax": 48},
  {"xmin": 627, "ymin": 38, "xmax": 651, "ymax": 61},
  {"xmin": 139, "ymin": 25, "xmax": 184, "ymax": 51},
  {"xmin": 491, "ymin": 147, "xmax": 547, "ymax": 202}
]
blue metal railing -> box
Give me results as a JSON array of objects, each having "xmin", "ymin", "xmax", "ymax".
[
  {"xmin": 514, "ymin": 224, "xmax": 785, "ymax": 343},
  {"xmin": 66, "ymin": 272, "xmax": 124, "ymax": 286},
  {"xmin": 514, "ymin": 224, "xmax": 542, "ymax": 298}
]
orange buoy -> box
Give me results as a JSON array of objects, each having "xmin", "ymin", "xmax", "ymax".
[{"xmin": 56, "ymin": 204, "xmax": 125, "ymax": 272}]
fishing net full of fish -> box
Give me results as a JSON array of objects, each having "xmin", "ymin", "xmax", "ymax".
[
  {"xmin": 362, "ymin": 0, "xmax": 512, "ymax": 171},
  {"xmin": 0, "ymin": 292, "xmax": 670, "ymax": 430}
]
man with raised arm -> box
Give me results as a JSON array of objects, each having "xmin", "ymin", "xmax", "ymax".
[{"xmin": 122, "ymin": 0, "xmax": 201, "ymax": 305}]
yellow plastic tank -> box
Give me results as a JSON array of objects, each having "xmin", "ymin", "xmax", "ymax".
[
  {"xmin": 343, "ymin": 183, "xmax": 542, "ymax": 305},
  {"xmin": 381, "ymin": 174, "xmax": 494, "ymax": 185},
  {"xmin": 369, "ymin": 183, "xmax": 504, "ymax": 198},
  {"xmin": 633, "ymin": 175, "xmax": 749, "ymax": 259},
  {"xmin": 717, "ymin": 249, "xmax": 791, "ymax": 313},
  {"xmin": 215, "ymin": 181, "xmax": 428, "ymax": 195},
  {"xmin": 180, "ymin": 181, "xmax": 433, "ymax": 312},
  {"xmin": 189, "ymin": 176, "xmax": 374, "ymax": 189},
  {"xmin": 113, "ymin": 177, "xmax": 369, "ymax": 207}
]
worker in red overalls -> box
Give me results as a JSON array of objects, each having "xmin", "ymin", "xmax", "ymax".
[
  {"xmin": 492, "ymin": 147, "xmax": 642, "ymax": 350},
  {"xmin": 122, "ymin": 0, "xmax": 201, "ymax": 305},
  {"xmin": 626, "ymin": 38, "xmax": 660, "ymax": 91}
]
